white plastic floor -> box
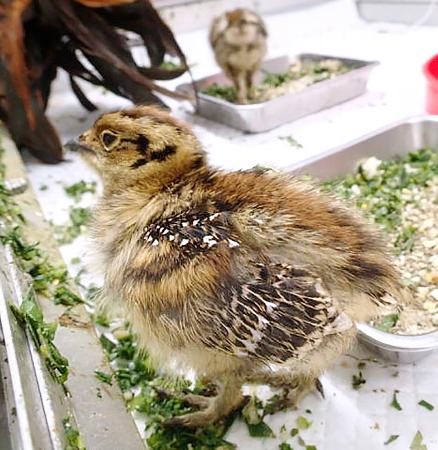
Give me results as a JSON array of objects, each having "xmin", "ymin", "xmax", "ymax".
[{"xmin": 22, "ymin": 1, "xmax": 438, "ymax": 449}]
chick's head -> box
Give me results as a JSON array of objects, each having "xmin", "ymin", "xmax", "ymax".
[
  {"xmin": 222, "ymin": 9, "xmax": 266, "ymax": 46},
  {"xmin": 78, "ymin": 105, "xmax": 205, "ymax": 188}
]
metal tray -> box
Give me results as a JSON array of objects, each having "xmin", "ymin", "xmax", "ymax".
[
  {"xmin": 355, "ymin": 0, "xmax": 438, "ymax": 26},
  {"xmin": 287, "ymin": 116, "xmax": 438, "ymax": 363},
  {"xmin": 177, "ymin": 53, "xmax": 378, "ymax": 133}
]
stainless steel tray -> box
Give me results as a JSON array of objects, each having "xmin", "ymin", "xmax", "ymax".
[
  {"xmin": 287, "ymin": 116, "xmax": 438, "ymax": 363},
  {"xmin": 355, "ymin": 0, "xmax": 438, "ymax": 26},
  {"xmin": 177, "ymin": 53, "xmax": 378, "ymax": 133}
]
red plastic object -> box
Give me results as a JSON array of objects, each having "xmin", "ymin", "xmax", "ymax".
[{"xmin": 424, "ymin": 54, "xmax": 438, "ymax": 114}]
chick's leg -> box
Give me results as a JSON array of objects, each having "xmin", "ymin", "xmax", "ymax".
[
  {"xmin": 234, "ymin": 72, "xmax": 248, "ymax": 104},
  {"xmin": 246, "ymin": 71, "xmax": 254, "ymax": 99},
  {"xmin": 165, "ymin": 377, "xmax": 244, "ymax": 428}
]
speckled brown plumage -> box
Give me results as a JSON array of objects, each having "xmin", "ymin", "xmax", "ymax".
[{"xmin": 77, "ymin": 105, "xmax": 409, "ymax": 427}]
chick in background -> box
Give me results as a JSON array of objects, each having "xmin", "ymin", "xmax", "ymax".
[{"xmin": 209, "ymin": 8, "xmax": 267, "ymax": 103}]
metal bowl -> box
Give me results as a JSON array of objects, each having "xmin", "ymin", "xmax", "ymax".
[{"xmin": 356, "ymin": 323, "xmax": 438, "ymax": 363}]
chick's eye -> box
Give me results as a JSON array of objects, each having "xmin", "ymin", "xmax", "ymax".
[{"xmin": 101, "ymin": 131, "xmax": 118, "ymax": 150}]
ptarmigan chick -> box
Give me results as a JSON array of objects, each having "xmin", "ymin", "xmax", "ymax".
[
  {"xmin": 209, "ymin": 8, "xmax": 267, "ymax": 103},
  {"xmin": 76, "ymin": 106, "xmax": 409, "ymax": 427}
]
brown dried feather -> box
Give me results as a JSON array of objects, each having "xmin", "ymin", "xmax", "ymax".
[{"xmin": 0, "ymin": 0, "xmax": 34, "ymax": 127}]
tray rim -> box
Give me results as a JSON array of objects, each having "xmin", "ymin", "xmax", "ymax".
[{"xmin": 286, "ymin": 114, "xmax": 438, "ymax": 174}]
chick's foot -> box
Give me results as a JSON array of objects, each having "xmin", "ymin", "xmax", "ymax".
[
  {"xmin": 251, "ymin": 372, "xmax": 324, "ymax": 413},
  {"xmin": 163, "ymin": 379, "xmax": 244, "ymax": 428}
]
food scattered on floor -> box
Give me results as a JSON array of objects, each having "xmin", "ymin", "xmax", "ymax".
[
  {"xmin": 64, "ymin": 180, "xmax": 97, "ymax": 202},
  {"xmin": 0, "ymin": 146, "xmax": 72, "ymax": 389},
  {"xmin": 325, "ymin": 148, "xmax": 438, "ymax": 335},
  {"xmin": 410, "ymin": 431, "xmax": 427, "ymax": 450},
  {"xmin": 201, "ymin": 59, "xmax": 350, "ymax": 104},
  {"xmin": 62, "ymin": 416, "xmax": 86, "ymax": 450},
  {"xmin": 54, "ymin": 206, "xmax": 92, "ymax": 245},
  {"xmin": 390, "ymin": 390, "xmax": 402, "ymax": 411}
]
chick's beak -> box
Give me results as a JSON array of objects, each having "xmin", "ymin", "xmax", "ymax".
[{"xmin": 64, "ymin": 131, "xmax": 95, "ymax": 153}]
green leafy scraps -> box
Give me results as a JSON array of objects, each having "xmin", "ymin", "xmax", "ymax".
[
  {"xmin": 10, "ymin": 293, "xmax": 69, "ymax": 388},
  {"xmin": 384, "ymin": 435, "xmax": 399, "ymax": 445},
  {"xmin": 390, "ymin": 390, "xmax": 402, "ymax": 411},
  {"xmin": 62, "ymin": 416, "xmax": 86, "ymax": 450},
  {"xmin": 410, "ymin": 431, "xmax": 428, "ymax": 450},
  {"xmin": 323, "ymin": 148, "xmax": 438, "ymax": 254},
  {"xmin": 64, "ymin": 180, "xmax": 96, "ymax": 202},
  {"xmin": 94, "ymin": 370, "xmax": 113, "ymax": 385},
  {"xmin": 376, "ymin": 314, "xmax": 400, "ymax": 332},
  {"xmin": 296, "ymin": 416, "xmax": 312, "ymax": 430},
  {"xmin": 280, "ymin": 136, "xmax": 303, "ymax": 148},
  {"xmin": 99, "ymin": 332, "xmax": 236, "ymax": 449},
  {"xmin": 418, "ymin": 400, "xmax": 434, "ymax": 411},
  {"xmin": 242, "ymin": 396, "xmax": 275, "ymax": 438},
  {"xmin": 54, "ymin": 286, "xmax": 84, "ymax": 306},
  {"xmin": 55, "ymin": 207, "xmax": 92, "ymax": 245},
  {"xmin": 279, "ymin": 443, "xmax": 293, "ymax": 450}
]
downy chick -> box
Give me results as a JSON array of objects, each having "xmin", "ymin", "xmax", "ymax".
[
  {"xmin": 76, "ymin": 106, "xmax": 409, "ymax": 427},
  {"xmin": 209, "ymin": 8, "xmax": 267, "ymax": 103}
]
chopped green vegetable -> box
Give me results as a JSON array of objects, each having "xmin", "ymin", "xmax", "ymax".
[
  {"xmin": 201, "ymin": 84, "xmax": 237, "ymax": 103},
  {"xmin": 394, "ymin": 225, "xmax": 417, "ymax": 253},
  {"xmin": 99, "ymin": 331, "xmax": 236, "ymax": 449},
  {"xmin": 376, "ymin": 314, "xmax": 400, "ymax": 332},
  {"xmin": 279, "ymin": 443, "xmax": 293, "ymax": 450},
  {"xmin": 324, "ymin": 148, "xmax": 438, "ymax": 253},
  {"xmin": 64, "ymin": 180, "xmax": 96, "ymax": 202},
  {"xmin": 280, "ymin": 136, "xmax": 303, "ymax": 148},
  {"xmin": 352, "ymin": 371, "xmax": 366, "ymax": 390},
  {"xmin": 54, "ymin": 286, "xmax": 84, "ymax": 306},
  {"xmin": 95, "ymin": 370, "xmax": 113, "ymax": 385},
  {"xmin": 70, "ymin": 257, "xmax": 81, "ymax": 265},
  {"xmin": 418, "ymin": 400, "xmax": 434, "ymax": 411},
  {"xmin": 246, "ymin": 421, "xmax": 275, "ymax": 438},
  {"xmin": 410, "ymin": 431, "xmax": 427, "ymax": 450},
  {"xmin": 242, "ymin": 396, "xmax": 275, "ymax": 437},
  {"xmin": 390, "ymin": 390, "xmax": 402, "ymax": 411},
  {"xmin": 55, "ymin": 206, "xmax": 92, "ymax": 244},
  {"xmin": 296, "ymin": 416, "xmax": 312, "ymax": 430},
  {"xmin": 0, "ymin": 226, "xmax": 69, "ymax": 295},
  {"xmin": 93, "ymin": 313, "xmax": 110, "ymax": 327},
  {"xmin": 201, "ymin": 59, "xmax": 350, "ymax": 104},
  {"xmin": 10, "ymin": 293, "xmax": 69, "ymax": 388},
  {"xmin": 0, "ymin": 145, "xmax": 76, "ymax": 392},
  {"xmin": 384, "ymin": 435, "xmax": 400, "ymax": 445},
  {"xmin": 291, "ymin": 428, "xmax": 299, "ymax": 437},
  {"xmin": 62, "ymin": 416, "xmax": 86, "ymax": 450}
]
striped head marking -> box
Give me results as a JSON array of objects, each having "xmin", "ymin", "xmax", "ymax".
[{"xmin": 78, "ymin": 106, "xmax": 206, "ymax": 185}]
